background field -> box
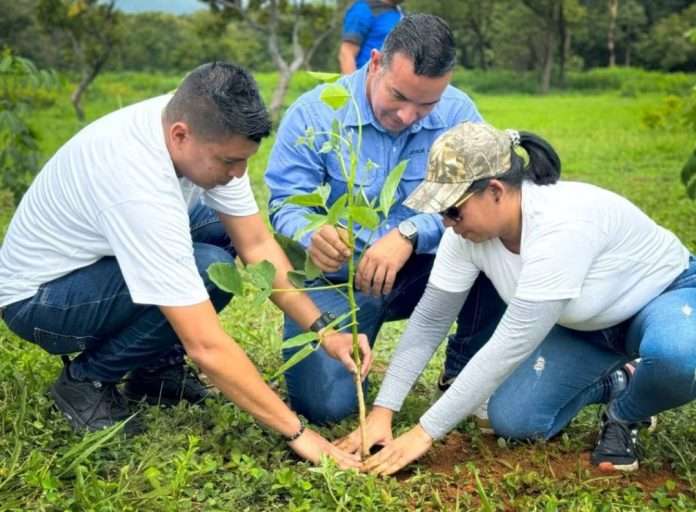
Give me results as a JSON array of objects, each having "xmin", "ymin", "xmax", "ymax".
[{"xmin": 0, "ymin": 71, "xmax": 695, "ymax": 511}]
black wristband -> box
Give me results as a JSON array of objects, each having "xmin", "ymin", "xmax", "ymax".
[
  {"xmin": 286, "ymin": 418, "xmax": 306, "ymax": 443},
  {"xmin": 309, "ymin": 311, "xmax": 337, "ymax": 333}
]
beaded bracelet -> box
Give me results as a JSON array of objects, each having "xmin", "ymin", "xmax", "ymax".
[{"xmin": 286, "ymin": 418, "xmax": 306, "ymax": 443}]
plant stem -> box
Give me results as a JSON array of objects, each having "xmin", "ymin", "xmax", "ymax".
[
  {"xmin": 271, "ymin": 283, "xmax": 348, "ymax": 293},
  {"xmin": 346, "ymin": 204, "xmax": 368, "ymax": 460}
]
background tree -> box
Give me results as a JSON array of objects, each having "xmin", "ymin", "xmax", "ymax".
[
  {"xmin": 0, "ymin": 50, "xmax": 56, "ymax": 204},
  {"xmin": 635, "ymin": 3, "xmax": 696, "ymax": 71},
  {"xmin": 607, "ymin": 0, "xmax": 619, "ymax": 67},
  {"xmin": 37, "ymin": 0, "xmax": 123, "ymax": 120},
  {"xmin": 203, "ymin": 0, "xmax": 347, "ymax": 124}
]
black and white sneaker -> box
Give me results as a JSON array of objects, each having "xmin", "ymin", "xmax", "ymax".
[
  {"xmin": 591, "ymin": 411, "xmax": 640, "ymax": 472},
  {"xmin": 50, "ymin": 357, "xmax": 142, "ymax": 434}
]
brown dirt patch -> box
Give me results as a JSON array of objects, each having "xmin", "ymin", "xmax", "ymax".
[{"xmin": 395, "ymin": 431, "xmax": 690, "ymax": 508}]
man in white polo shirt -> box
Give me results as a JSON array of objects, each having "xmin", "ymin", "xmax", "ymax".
[{"xmin": 0, "ymin": 62, "xmax": 368, "ymax": 468}]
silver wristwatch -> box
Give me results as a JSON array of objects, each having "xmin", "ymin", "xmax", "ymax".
[{"xmin": 397, "ymin": 220, "xmax": 418, "ymax": 246}]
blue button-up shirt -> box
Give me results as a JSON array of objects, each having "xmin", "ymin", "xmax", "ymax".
[{"xmin": 265, "ymin": 64, "xmax": 483, "ymax": 279}]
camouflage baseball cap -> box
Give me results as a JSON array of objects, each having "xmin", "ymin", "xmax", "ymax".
[{"xmin": 404, "ymin": 122, "xmax": 514, "ymax": 213}]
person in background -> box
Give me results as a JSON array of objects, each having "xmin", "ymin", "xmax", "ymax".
[
  {"xmin": 338, "ymin": 121, "xmax": 695, "ymax": 475},
  {"xmin": 339, "ymin": 0, "xmax": 405, "ymax": 74}
]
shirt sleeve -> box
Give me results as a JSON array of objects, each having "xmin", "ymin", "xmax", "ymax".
[
  {"xmin": 342, "ymin": 2, "xmax": 372, "ymax": 45},
  {"xmin": 419, "ymin": 297, "xmax": 567, "ymax": 440},
  {"xmin": 96, "ymin": 200, "xmax": 209, "ymax": 307},
  {"xmin": 203, "ymin": 172, "xmax": 259, "ymax": 217},
  {"xmin": 265, "ymin": 102, "xmax": 327, "ymax": 248},
  {"xmin": 428, "ymin": 228, "xmax": 481, "ymax": 293},
  {"xmin": 374, "ymin": 283, "xmax": 469, "ymax": 412}
]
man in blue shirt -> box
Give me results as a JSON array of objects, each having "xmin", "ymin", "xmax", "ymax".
[
  {"xmin": 339, "ymin": 0, "xmax": 404, "ymax": 74},
  {"xmin": 265, "ymin": 14, "xmax": 505, "ymax": 424}
]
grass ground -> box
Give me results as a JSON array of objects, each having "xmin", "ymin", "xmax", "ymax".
[{"xmin": 0, "ymin": 71, "xmax": 695, "ymax": 511}]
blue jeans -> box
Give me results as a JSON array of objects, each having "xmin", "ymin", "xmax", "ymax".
[
  {"xmin": 487, "ymin": 254, "xmax": 696, "ymax": 439},
  {"xmin": 2, "ymin": 203, "xmax": 234, "ymax": 383},
  {"xmin": 283, "ymin": 254, "xmax": 506, "ymax": 424}
]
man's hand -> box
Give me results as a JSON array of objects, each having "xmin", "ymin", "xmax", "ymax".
[
  {"xmin": 288, "ymin": 427, "xmax": 361, "ymax": 469},
  {"xmin": 356, "ymin": 228, "xmax": 413, "ymax": 296},
  {"xmin": 309, "ymin": 225, "xmax": 352, "ymax": 272},
  {"xmin": 361, "ymin": 423, "xmax": 433, "ymax": 476},
  {"xmin": 334, "ymin": 406, "xmax": 394, "ymax": 455},
  {"xmin": 321, "ymin": 331, "xmax": 372, "ymax": 379}
]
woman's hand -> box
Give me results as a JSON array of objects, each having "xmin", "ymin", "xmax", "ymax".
[
  {"xmin": 334, "ymin": 406, "xmax": 394, "ymax": 455},
  {"xmin": 288, "ymin": 427, "xmax": 362, "ymax": 469},
  {"xmin": 361, "ymin": 423, "xmax": 433, "ymax": 476}
]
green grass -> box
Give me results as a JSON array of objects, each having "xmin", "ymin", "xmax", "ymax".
[{"xmin": 0, "ymin": 71, "xmax": 695, "ymax": 511}]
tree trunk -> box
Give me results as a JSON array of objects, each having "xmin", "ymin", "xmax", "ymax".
[
  {"xmin": 71, "ymin": 52, "xmax": 109, "ymax": 121},
  {"xmin": 607, "ymin": 0, "xmax": 619, "ymax": 67},
  {"xmin": 557, "ymin": 1, "xmax": 566, "ymax": 86},
  {"xmin": 269, "ymin": 70, "xmax": 292, "ymax": 125},
  {"xmin": 540, "ymin": 29, "xmax": 554, "ymax": 94},
  {"xmin": 624, "ymin": 44, "xmax": 631, "ymax": 66}
]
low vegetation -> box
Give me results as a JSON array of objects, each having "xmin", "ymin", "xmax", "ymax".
[{"xmin": 0, "ymin": 69, "xmax": 694, "ymax": 510}]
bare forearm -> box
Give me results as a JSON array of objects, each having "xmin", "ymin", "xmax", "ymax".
[
  {"xmin": 338, "ymin": 42, "xmax": 358, "ymax": 74},
  {"xmin": 194, "ymin": 334, "xmax": 301, "ymax": 436}
]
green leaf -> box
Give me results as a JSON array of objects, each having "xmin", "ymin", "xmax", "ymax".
[
  {"xmin": 307, "ymin": 71, "xmax": 341, "ymax": 83},
  {"xmin": 350, "ymin": 205, "xmax": 380, "ymax": 230},
  {"xmin": 247, "ymin": 260, "xmax": 276, "ymax": 291},
  {"xmin": 283, "ymin": 331, "xmax": 320, "ymax": 350},
  {"xmin": 284, "ymin": 192, "xmax": 325, "ymax": 208},
  {"xmin": 287, "ymin": 270, "xmax": 307, "ymax": 288},
  {"xmin": 294, "ymin": 213, "xmax": 329, "ymax": 240},
  {"xmin": 365, "ymin": 159, "xmax": 379, "ymax": 172},
  {"xmin": 317, "ymin": 183, "xmax": 332, "ymax": 205},
  {"xmin": 680, "ymin": 148, "xmax": 696, "ymax": 200},
  {"xmin": 274, "ymin": 233, "xmax": 307, "ymax": 270},
  {"xmin": 379, "ymin": 159, "xmax": 409, "ymax": 217},
  {"xmin": 318, "ymin": 141, "xmax": 334, "ymax": 154},
  {"xmin": 207, "ymin": 262, "xmax": 243, "ymax": 296},
  {"xmin": 319, "ymin": 83, "xmax": 350, "ymax": 110},
  {"xmin": 687, "ymin": 178, "xmax": 696, "ymax": 200},
  {"xmin": 327, "ymin": 194, "xmax": 347, "ymax": 225},
  {"xmin": 271, "ymin": 344, "xmax": 316, "ymax": 381},
  {"xmin": 304, "ymin": 255, "xmax": 322, "ymax": 280}
]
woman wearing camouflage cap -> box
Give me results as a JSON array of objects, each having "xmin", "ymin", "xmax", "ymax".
[{"xmin": 337, "ymin": 122, "xmax": 696, "ymax": 475}]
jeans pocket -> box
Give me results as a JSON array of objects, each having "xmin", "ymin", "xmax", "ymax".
[{"xmin": 33, "ymin": 328, "xmax": 97, "ymax": 355}]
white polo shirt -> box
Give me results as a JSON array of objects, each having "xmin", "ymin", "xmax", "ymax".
[{"xmin": 0, "ymin": 95, "xmax": 258, "ymax": 308}]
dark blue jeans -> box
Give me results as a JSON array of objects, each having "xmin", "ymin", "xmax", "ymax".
[
  {"xmin": 283, "ymin": 254, "xmax": 506, "ymax": 424},
  {"xmin": 2, "ymin": 203, "xmax": 234, "ymax": 383},
  {"xmin": 487, "ymin": 254, "xmax": 696, "ymax": 439}
]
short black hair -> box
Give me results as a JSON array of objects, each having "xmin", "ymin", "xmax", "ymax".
[
  {"xmin": 381, "ymin": 14, "xmax": 456, "ymax": 77},
  {"xmin": 165, "ymin": 62, "xmax": 271, "ymax": 143}
]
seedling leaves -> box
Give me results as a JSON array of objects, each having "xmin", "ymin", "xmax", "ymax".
[{"xmin": 208, "ymin": 262, "xmax": 243, "ymax": 296}]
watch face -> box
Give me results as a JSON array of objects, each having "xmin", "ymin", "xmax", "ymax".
[{"xmin": 399, "ymin": 221, "xmax": 417, "ymax": 239}]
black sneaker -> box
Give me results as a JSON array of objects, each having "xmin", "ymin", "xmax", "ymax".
[
  {"xmin": 50, "ymin": 357, "xmax": 142, "ymax": 435},
  {"xmin": 123, "ymin": 363, "xmax": 212, "ymax": 406},
  {"xmin": 591, "ymin": 412, "xmax": 640, "ymax": 472}
]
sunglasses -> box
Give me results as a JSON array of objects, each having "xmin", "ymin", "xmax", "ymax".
[{"xmin": 440, "ymin": 192, "xmax": 474, "ymax": 222}]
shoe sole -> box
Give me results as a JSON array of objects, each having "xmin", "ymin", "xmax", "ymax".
[{"xmin": 598, "ymin": 460, "xmax": 639, "ymax": 473}]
